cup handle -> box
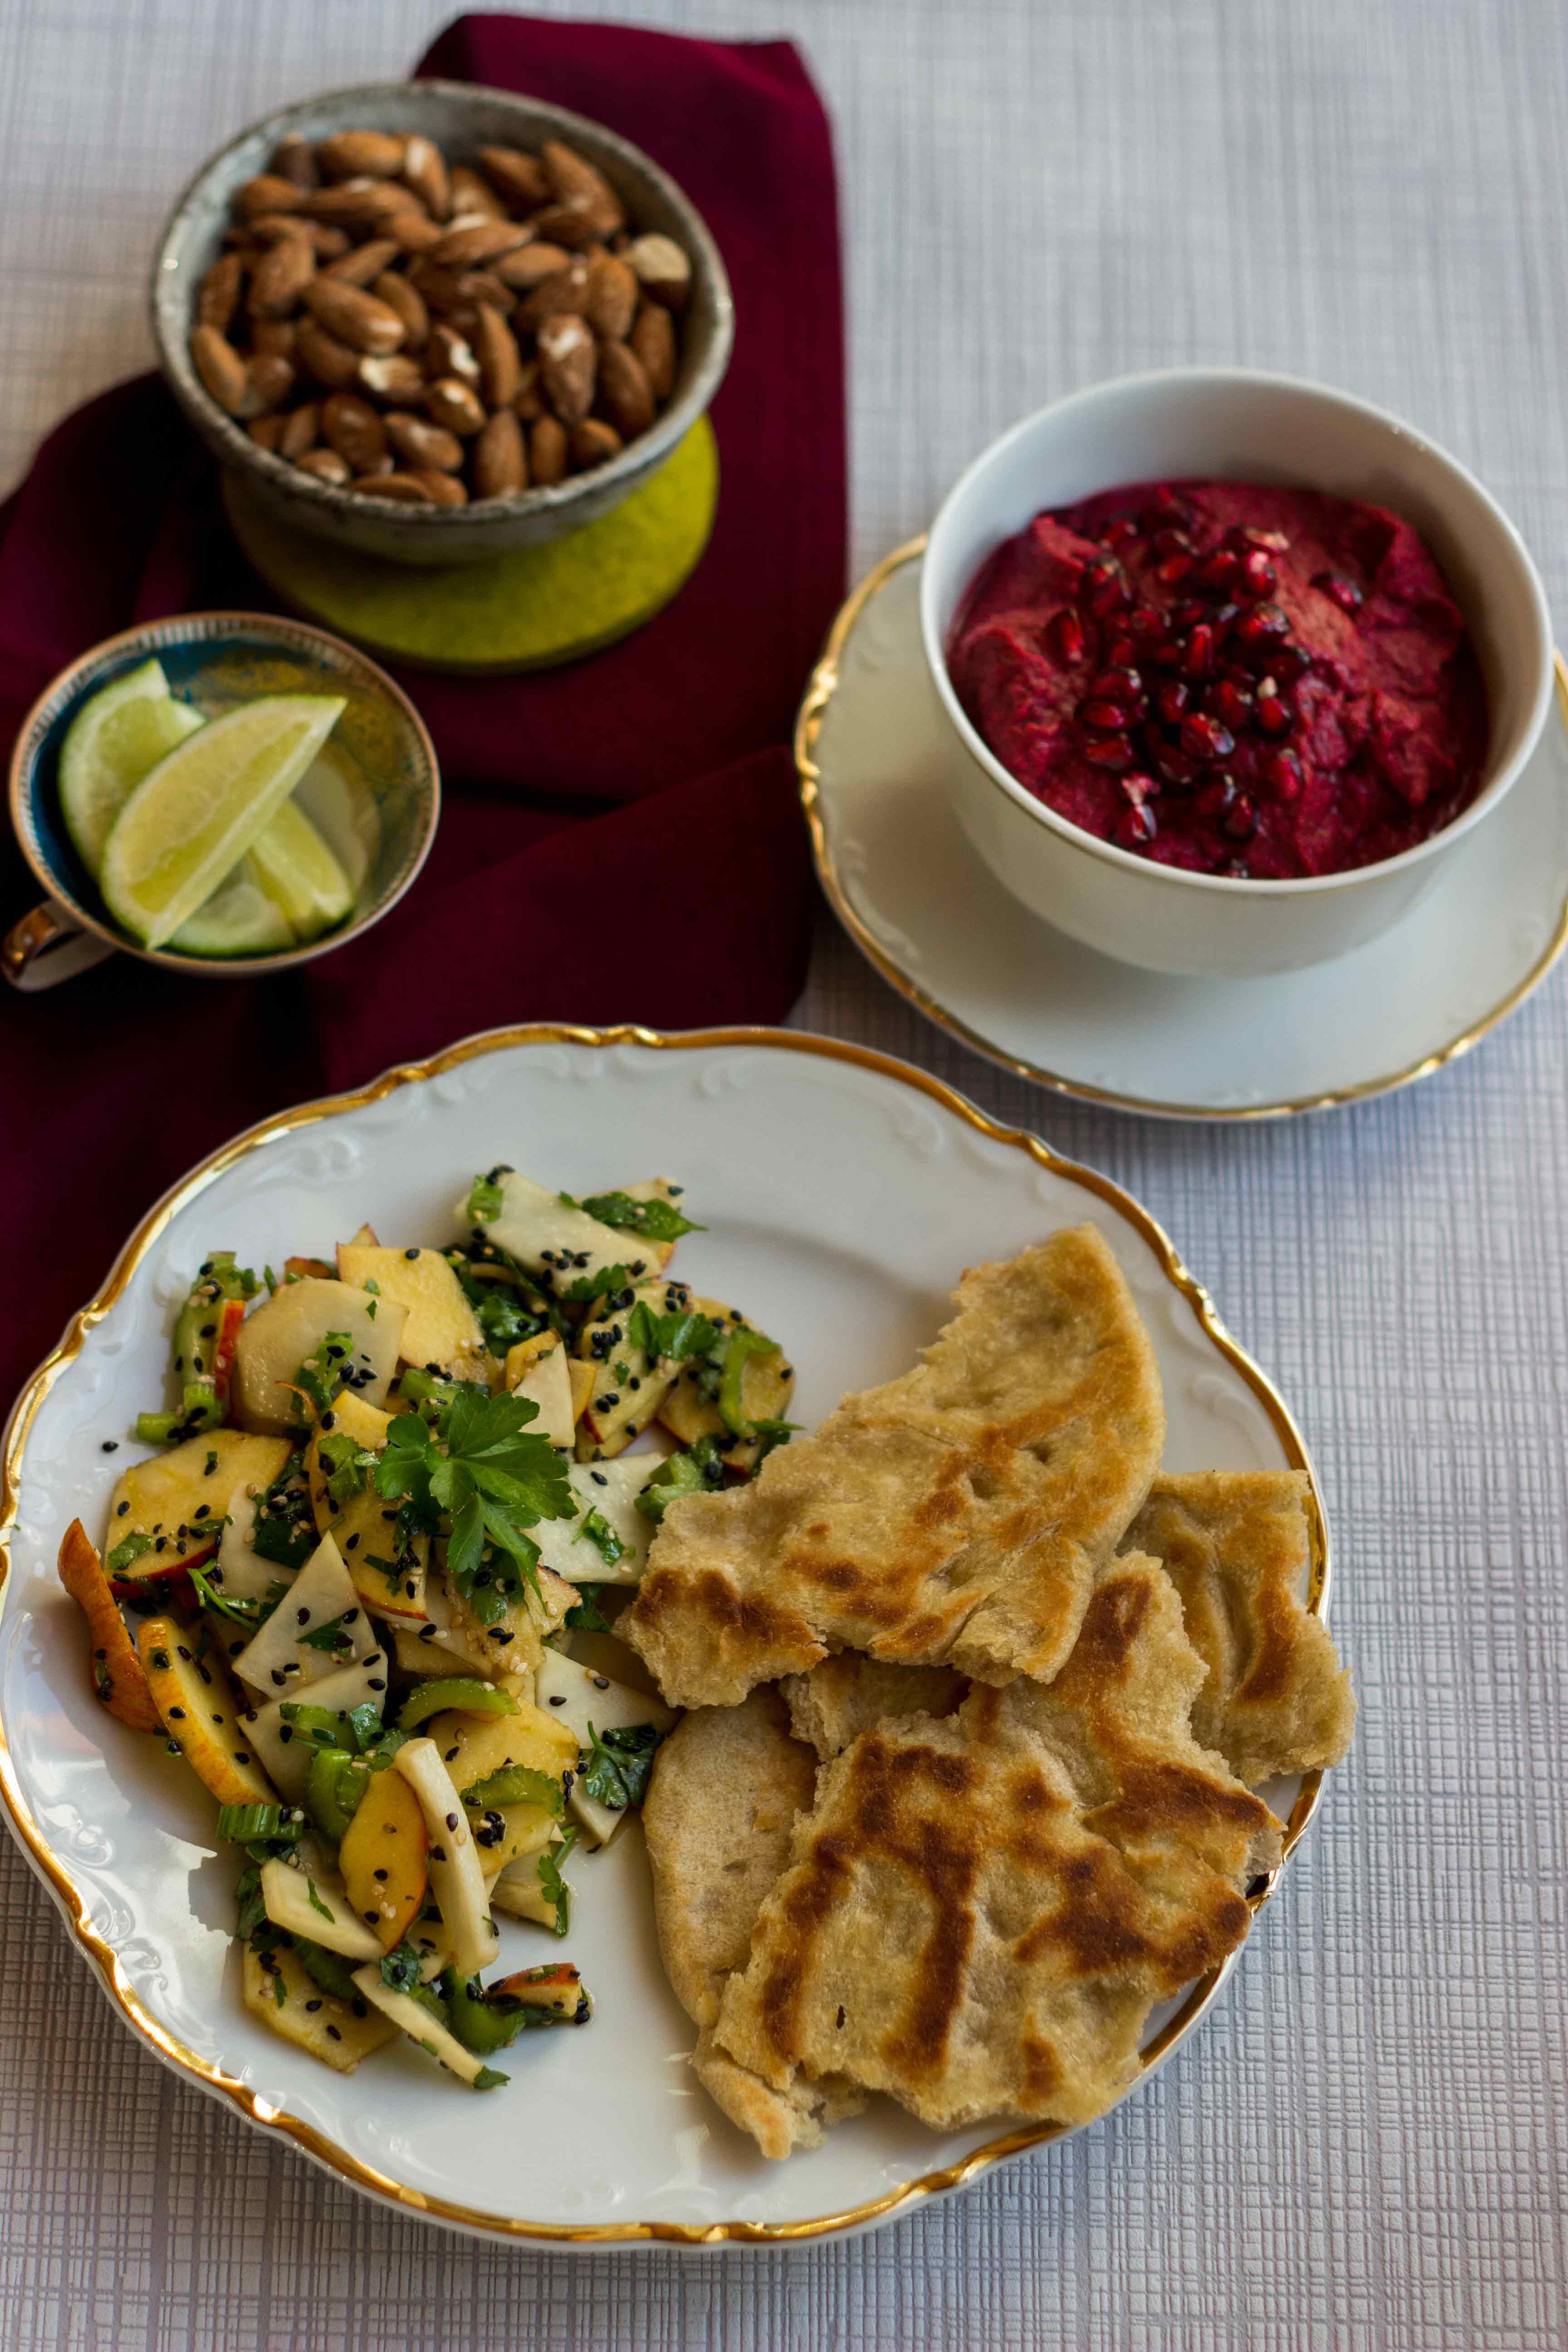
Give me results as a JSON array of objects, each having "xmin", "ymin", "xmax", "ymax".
[{"xmin": 2, "ymin": 899, "xmax": 118, "ymax": 991}]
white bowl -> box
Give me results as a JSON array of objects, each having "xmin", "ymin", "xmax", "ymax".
[{"xmin": 920, "ymin": 369, "xmax": 1554, "ymax": 977}]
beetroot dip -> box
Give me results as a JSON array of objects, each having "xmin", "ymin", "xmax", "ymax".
[{"xmin": 945, "ymin": 480, "xmax": 1490, "ymax": 879}]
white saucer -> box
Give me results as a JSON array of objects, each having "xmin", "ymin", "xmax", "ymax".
[{"xmin": 798, "ymin": 541, "xmax": 1568, "ymax": 1118}]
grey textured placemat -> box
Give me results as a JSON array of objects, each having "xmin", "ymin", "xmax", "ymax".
[{"xmin": 2, "ymin": 1, "xmax": 1565, "ymax": 2345}]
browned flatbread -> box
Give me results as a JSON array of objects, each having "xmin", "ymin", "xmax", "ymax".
[
  {"xmin": 1124, "ymin": 1471, "xmax": 1355, "ymax": 1786},
  {"xmin": 782, "ymin": 1655, "xmax": 969, "ymax": 1761},
  {"xmin": 710, "ymin": 1558, "xmax": 1280, "ymax": 2147},
  {"xmin": 641, "ymin": 1688, "xmax": 864, "ymax": 2157},
  {"xmin": 623, "ymin": 1228, "xmax": 1165, "ymax": 1708}
]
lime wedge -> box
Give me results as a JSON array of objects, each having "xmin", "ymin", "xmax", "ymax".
[
  {"xmin": 249, "ymin": 798, "xmax": 354, "ymax": 941},
  {"xmin": 171, "ymin": 858, "xmax": 294, "ymax": 957},
  {"xmin": 58, "ymin": 659, "xmax": 204, "ymax": 874},
  {"xmin": 100, "ymin": 695, "xmax": 347, "ymax": 949}
]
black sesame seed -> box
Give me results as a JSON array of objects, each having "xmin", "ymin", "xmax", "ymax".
[
  {"xmin": 326, "ymin": 2025, "xmax": 342, "ymax": 2041},
  {"xmin": 405, "ymin": 1247, "xmax": 420, "ymax": 1260},
  {"xmin": 445, "ymin": 1811, "xmax": 459, "ymax": 1830},
  {"xmin": 344, "ymin": 1534, "xmax": 360, "ymax": 1551},
  {"xmin": 305, "ymin": 1998, "xmax": 323, "ymax": 2013},
  {"xmin": 297, "ymin": 1607, "xmax": 310, "ymax": 1624},
  {"xmin": 367, "ymin": 1678, "xmax": 385, "ymax": 1691},
  {"xmin": 548, "ymin": 1695, "xmax": 565, "ymax": 1707},
  {"xmin": 320, "ymin": 1412, "xmax": 337, "ymax": 1432},
  {"xmin": 102, "ymin": 1440, "xmax": 118, "ymax": 1454},
  {"xmin": 168, "ymin": 1707, "xmax": 186, "ymax": 1720},
  {"xmin": 117, "ymin": 1501, "xmax": 130, "ymax": 1516}
]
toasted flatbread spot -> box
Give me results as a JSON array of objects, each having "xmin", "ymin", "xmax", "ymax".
[
  {"xmin": 623, "ymin": 1229, "xmax": 1165, "ymax": 1707},
  {"xmin": 642, "ymin": 1689, "xmax": 865, "ymax": 2157},
  {"xmin": 1124, "ymin": 1471, "xmax": 1355, "ymax": 1785},
  {"xmin": 710, "ymin": 1560, "xmax": 1279, "ymax": 2144}
]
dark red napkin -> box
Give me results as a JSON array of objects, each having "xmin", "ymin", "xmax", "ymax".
[{"xmin": 0, "ymin": 15, "xmax": 844, "ymax": 1412}]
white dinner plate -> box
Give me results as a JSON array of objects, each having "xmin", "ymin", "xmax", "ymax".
[
  {"xmin": 0, "ymin": 1025, "xmax": 1331, "ymax": 2246},
  {"xmin": 798, "ymin": 543, "xmax": 1568, "ymax": 1119}
]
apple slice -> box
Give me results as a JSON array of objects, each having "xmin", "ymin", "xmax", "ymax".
[
  {"xmin": 137, "ymin": 1617, "xmax": 277, "ymax": 1806},
  {"xmin": 534, "ymin": 1457, "xmax": 660, "ymax": 1587},
  {"xmin": 108, "ymin": 1428, "xmax": 293, "ymax": 1586},
  {"xmin": 243, "ymin": 1647, "xmax": 389, "ymax": 1800},
  {"xmin": 339, "ymin": 1764, "xmax": 428, "ymax": 1950},
  {"xmin": 573, "ymin": 1279, "xmax": 684, "ymax": 1460},
  {"xmin": 303, "ymin": 1388, "xmax": 429, "ymax": 1620},
  {"xmin": 489, "ymin": 1834, "xmax": 567, "ymax": 1930},
  {"xmin": 393, "ymin": 1737, "xmax": 499, "ymax": 1975},
  {"xmin": 242, "ymin": 1940, "xmax": 395, "ymax": 2071},
  {"xmin": 230, "ymin": 1532, "xmax": 377, "ymax": 1698},
  {"xmin": 349, "ymin": 1965, "xmax": 505, "ymax": 2088},
  {"xmin": 231, "ymin": 1276, "xmax": 407, "ymax": 1436},
  {"xmin": 534, "ymin": 1646, "xmax": 675, "ymax": 1849},
  {"xmin": 334, "ymin": 1242, "xmax": 486, "ymax": 1379},
  {"xmin": 57, "ymin": 1521, "xmax": 160, "ymax": 1732},
  {"xmin": 258, "ymin": 1856, "xmax": 382, "ymax": 1960},
  {"xmin": 500, "ymin": 1330, "xmax": 575, "ymax": 1447},
  {"xmin": 426, "ymin": 1692, "xmax": 578, "ymax": 1794}
]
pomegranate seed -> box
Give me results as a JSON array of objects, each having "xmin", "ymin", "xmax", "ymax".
[
  {"xmin": 1142, "ymin": 486, "xmax": 1190, "ymax": 530},
  {"xmin": 1104, "ymin": 633, "xmax": 1137, "ymax": 669},
  {"xmin": 1170, "ymin": 597, "xmax": 1207, "ymax": 632},
  {"xmin": 1126, "ymin": 607, "xmax": 1166, "ymax": 644},
  {"xmin": 1079, "ymin": 699, "xmax": 1133, "ymax": 731},
  {"xmin": 1154, "ymin": 743, "xmax": 1200, "ymax": 792},
  {"xmin": 1210, "ymin": 601, "xmax": 1240, "ymax": 631},
  {"xmin": 1182, "ymin": 624, "xmax": 1216, "ymax": 679},
  {"xmin": 1232, "ymin": 601, "xmax": 1290, "ymax": 648},
  {"xmin": 1264, "ymin": 749, "xmax": 1304, "ymax": 800},
  {"xmin": 1147, "ymin": 636, "xmax": 1185, "ymax": 672},
  {"xmin": 1179, "ymin": 711, "xmax": 1235, "ymax": 763},
  {"xmin": 1082, "ymin": 734, "xmax": 1133, "ymax": 772},
  {"xmin": 1314, "ymin": 570, "xmax": 1364, "ymax": 615},
  {"xmin": 1237, "ymin": 550, "xmax": 1278, "ymax": 599},
  {"xmin": 1220, "ymin": 793, "xmax": 1258, "ymax": 842},
  {"xmin": 1080, "ymin": 556, "xmax": 1131, "ymax": 618},
  {"xmin": 1208, "ymin": 678, "xmax": 1252, "ymax": 731},
  {"xmin": 1102, "ymin": 516, "xmax": 1141, "ymax": 550},
  {"xmin": 1197, "ymin": 773, "xmax": 1237, "ymax": 819},
  {"xmin": 1150, "ymin": 527, "xmax": 1194, "ymax": 559},
  {"xmin": 1048, "ymin": 608, "xmax": 1086, "ymax": 664},
  {"xmin": 1255, "ymin": 681, "xmax": 1294, "ymax": 737},
  {"xmin": 1121, "ymin": 771, "xmax": 1158, "ymax": 804},
  {"xmin": 1156, "ymin": 681, "xmax": 1191, "ymax": 725},
  {"xmin": 1089, "ymin": 666, "xmax": 1143, "ymax": 700},
  {"xmin": 1156, "ymin": 552, "xmax": 1195, "ymax": 586},
  {"xmin": 1270, "ymin": 644, "xmax": 1309, "ymax": 686},
  {"xmin": 1196, "ymin": 548, "xmax": 1240, "ymax": 593},
  {"xmin": 1117, "ymin": 802, "xmax": 1159, "ymax": 848}
]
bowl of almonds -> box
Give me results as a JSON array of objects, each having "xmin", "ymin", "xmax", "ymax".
[{"xmin": 151, "ymin": 80, "xmax": 732, "ymax": 564}]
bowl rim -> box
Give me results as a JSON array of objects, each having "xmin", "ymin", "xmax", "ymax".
[
  {"xmin": 918, "ymin": 364, "xmax": 1556, "ymax": 897},
  {"xmin": 149, "ymin": 76, "xmax": 735, "ymax": 540},
  {"xmin": 7, "ymin": 609, "xmax": 440, "ymax": 976}
]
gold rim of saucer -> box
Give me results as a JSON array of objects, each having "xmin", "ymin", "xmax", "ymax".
[{"xmin": 796, "ymin": 538, "xmax": 1568, "ymax": 1121}]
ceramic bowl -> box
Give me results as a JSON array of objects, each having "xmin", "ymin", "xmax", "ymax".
[
  {"xmin": 151, "ymin": 79, "xmax": 734, "ymax": 568},
  {"xmin": 5, "ymin": 612, "xmax": 438, "ymax": 990},
  {"xmin": 919, "ymin": 368, "xmax": 1555, "ymax": 977}
]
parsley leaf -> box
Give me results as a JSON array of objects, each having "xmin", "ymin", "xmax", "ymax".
[
  {"xmin": 301, "ymin": 1610, "xmax": 354, "ymax": 1654},
  {"xmin": 537, "ymin": 1828, "xmax": 577, "ymax": 1936},
  {"xmin": 626, "ymin": 1302, "xmax": 719, "ymax": 1364},
  {"xmin": 379, "ymin": 1940, "xmax": 423, "ymax": 1996},
  {"xmin": 466, "ymin": 1173, "xmax": 507, "ymax": 1225},
  {"xmin": 292, "ymin": 1331, "xmax": 354, "ymax": 1421},
  {"xmin": 316, "ymin": 1430, "xmax": 379, "ymax": 1509},
  {"xmin": 581, "ymin": 1720, "xmax": 666, "ymax": 1813},
  {"xmin": 561, "ymin": 1190, "xmax": 703, "ymax": 1244},
  {"xmin": 105, "ymin": 1530, "xmax": 153, "ymax": 1579},
  {"xmin": 578, "ymin": 1509, "xmax": 625, "ymax": 1568},
  {"xmin": 306, "ymin": 1877, "xmax": 333, "ymax": 1923},
  {"xmin": 373, "ymin": 1388, "xmax": 572, "ymax": 1626},
  {"xmin": 560, "ymin": 1263, "xmax": 632, "ymax": 1306},
  {"xmin": 564, "ymin": 1582, "xmax": 614, "ymax": 1635}
]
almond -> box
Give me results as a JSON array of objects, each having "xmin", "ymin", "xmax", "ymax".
[
  {"xmin": 537, "ymin": 314, "xmax": 596, "ymax": 426},
  {"xmin": 495, "ymin": 242, "xmax": 573, "ymax": 291},
  {"xmin": 387, "ymin": 211, "xmax": 445, "ymax": 255},
  {"xmin": 426, "ymin": 324, "xmax": 480, "ymax": 388},
  {"xmin": 372, "ymin": 271, "xmax": 429, "ymax": 346},
  {"xmin": 571, "ymin": 418, "xmax": 622, "ymax": 470},
  {"xmin": 386, "ymin": 413, "xmax": 464, "ymax": 471},
  {"xmin": 197, "ymin": 253, "xmax": 244, "ymax": 335},
  {"xmin": 625, "ymin": 234, "xmax": 691, "ymax": 314},
  {"xmin": 323, "ymin": 236, "xmax": 400, "ymax": 289},
  {"xmin": 515, "ymin": 262, "xmax": 590, "ymax": 331},
  {"xmin": 247, "ymin": 415, "xmax": 286, "ymax": 452},
  {"xmin": 234, "ymin": 173, "xmax": 307, "ymax": 220},
  {"xmin": 252, "ymin": 318, "xmax": 297, "ymax": 359},
  {"xmin": 294, "ymin": 446, "xmax": 351, "ymax": 485},
  {"xmin": 239, "ymin": 352, "xmax": 295, "ymax": 418},
  {"xmin": 448, "ymin": 165, "xmax": 505, "ymax": 221},
  {"xmin": 594, "ymin": 341, "xmax": 654, "ymax": 440},
  {"xmin": 525, "ymin": 202, "xmax": 604, "ymax": 253},
  {"xmin": 408, "ymin": 262, "xmax": 514, "ymax": 319},
  {"xmin": 304, "ymin": 181, "xmax": 421, "ymax": 230},
  {"xmin": 357, "ymin": 353, "xmax": 426, "ymax": 405},
  {"xmin": 630, "ymin": 303, "xmax": 676, "ymax": 401},
  {"xmin": 400, "ymin": 134, "xmax": 450, "ymax": 221},
  {"xmin": 472, "ymin": 304, "xmax": 523, "ymax": 408},
  {"xmin": 250, "ymin": 216, "xmax": 350, "ymax": 259},
  {"xmin": 295, "ymin": 319, "xmax": 361, "ymax": 388},
  {"xmin": 431, "ymin": 219, "xmax": 533, "ymax": 268},
  {"xmin": 301, "ymin": 279, "xmax": 406, "ymax": 355},
  {"xmin": 356, "ymin": 471, "xmax": 435, "ymax": 503},
  {"xmin": 317, "ymin": 131, "xmax": 406, "ymax": 182},
  {"xmin": 541, "ymin": 142, "xmax": 625, "ymax": 235},
  {"xmin": 413, "ymin": 467, "xmax": 468, "ymax": 507},
  {"xmin": 477, "ymin": 145, "xmax": 550, "ymax": 211},
  {"xmin": 321, "ymin": 391, "xmax": 388, "ymax": 472},
  {"xmin": 513, "ymin": 359, "xmax": 545, "ymax": 422},
  {"xmin": 425, "ymin": 378, "xmax": 487, "ymax": 437},
  {"xmin": 279, "ymin": 402, "xmax": 319, "ymax": 459},
  {"xmin": 189, "ymin": 325, "xmax": 248, "ymax": 416},
  {"xmin": 270, "ymin": 136, "xmax": 317, "ymax": 191},
  {"xmin": 529, "ymin": 414, "xmax": 568, "ymax": 486},
  {"xmin": 584, "ymin": 253, "xmax": 637, "ymax": 342},
  {"xmin": 473, "ymin": 408, "xmax": 527, "ymax": 498},
  {"xmin": 247, "ymin": 234, "xmax": 314, "ymax": 319}
]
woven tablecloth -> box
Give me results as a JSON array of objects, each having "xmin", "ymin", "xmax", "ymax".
[{"xmin": 2, "ymin": 2, "xmax": 1565, "ymax": 2345}]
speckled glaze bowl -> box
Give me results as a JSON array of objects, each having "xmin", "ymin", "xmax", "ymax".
[
  {"xmin": 151, "ymin": 80, "xmax": 734, "ymax": 567},
  {"xmin": 5, "ymin": 612, "xmax": 438, "ymax": 989}
]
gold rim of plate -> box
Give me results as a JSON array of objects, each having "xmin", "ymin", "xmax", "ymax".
[
  {"xmin": 0, "ymin": 1022, "xmax": 1333, "ymax": 2246},
  {"xmin": 796, "ymin": 539, "xmax": 1568, "ymax": 1121}
]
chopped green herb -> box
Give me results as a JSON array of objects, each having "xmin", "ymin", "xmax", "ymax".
[
  {"xmin": 466, "ymin": 1174, "xmax": 506, "ymax": 1224},
  {"xmin": 204, "ymin": 1450, "xmax": 219, "ymax": 1475},
  {"xmin": 626, "ymin": 1302, "xmax": 719, "ymax": 1365},
  {"xmin": 560, "ymin": 1263, "xmax": 633, "ymax": 1306},
  {"xmin": 473, "ymin": 2065, "xmax": 510, "ymax": 2090},
  {"xmin": 306, "ymin": 1877, "xmax": 333, "ymax": 1923},
  {"xmin": 374, "ymin": 1387, "xmax": 571, "ymax": 1626},
  {"xmin": 300, "ymin": 1611, "xmax": 354, "ymax": 1655},
  {"xmin": 563, "ymin": 1190, "xmax": 703, "ymax": 1244},
  {"xmin": 564, "ymin": 1583, "xmax": 614, "ymax": 1635},
  {"xmin": 251, "ymin": 1458, "xmax": 317, "ymax": 1570},
  {"xmin": 272, "ymin": 1970, "xmax": 288, "ymax": 2009},
  {"xmin": 538, "ymin": 1828, "xmax": 577, "ymax": 1936},
  {"xmin": 578, "ymin": 1508, "xmax": 625, "ymax": 1568},
  {"xmin": 235, "ymin": 1863, "xmax": 268, "ymax": 1941},
  {"xmin": 105, "ymin": 1530, "xmax": 155, "ymax": 1579},
  {"xmin": 581, "ymin": 1720, "xmax": 665, "ymax": 1813},
  {"xmin": 292, "ymin": 1331, "xmax": 354, "ymax": 1422},
  {"xmin": 379, "ymin": 1940, "xmax": 423, "ymax": 1996},
  {"xmin": 316, "ymin": 1430, "xmax": 379, "ymax": 1510}
]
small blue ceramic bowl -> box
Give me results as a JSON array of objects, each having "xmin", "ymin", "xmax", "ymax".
[{"xmin": 5, "ymin": 611, "xmax": 438, "ymax": 989}]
